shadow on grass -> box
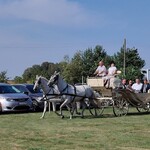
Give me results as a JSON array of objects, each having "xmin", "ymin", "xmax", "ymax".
[
  {"xmin": 58, "ymin": 111, "xmax": 150, "ymax": 120},
  {"xmin": 127, "ymin": 111, "xmax": 150, "ymax": 116}
]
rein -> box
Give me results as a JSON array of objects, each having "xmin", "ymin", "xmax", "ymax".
[
  {"xmin": 41, "ymin": 90, "xmax": 95, "ymax": 101},
  {"xmin": 43, "ymin": 74, "xmax": 97, "ymax": 101},
  {"xmin": 60, "ymin": 84, "xmax": 68, "ymax": 94}
]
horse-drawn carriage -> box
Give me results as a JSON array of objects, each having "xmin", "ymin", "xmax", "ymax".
[
  {"xmin": 87, "ymin": 77, "xmax": 150, "ymax": 117},
  {"xmin": 34, "ymin": 72, "xmax": 150, "ymax": 119}
]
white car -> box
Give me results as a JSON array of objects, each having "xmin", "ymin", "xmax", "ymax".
[{"xmin": 0, "ymin": 83, "xmax": 33, "ymax": 113}]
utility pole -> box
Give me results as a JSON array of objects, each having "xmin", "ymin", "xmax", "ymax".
[{"xmin": 123, "ymin": 38, "xmax": 126, "ymax": 76}]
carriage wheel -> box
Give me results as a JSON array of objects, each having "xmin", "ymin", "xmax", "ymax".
[
  {"xmin": 113, "ymin": 97, "xmax": 129, "ymax": 117},
  {"xmin": 136, "ymin": 103, "xmax": 150, "ymax": 113},
  {"xmin": 88, "ymin": 100, "xmax": 104, "ymax": 117}
]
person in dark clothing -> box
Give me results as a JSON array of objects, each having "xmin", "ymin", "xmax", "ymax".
[
  {"xmin": 126, "ymin": 80, "xmax": 134, "ymax": 92},
  {"xmin": 141, "ymin": 79, "xmax": 150, "ymax": 93},
  {"xmin": 122, "ymin": 79, "xmax": 127, "ymax": 89}
]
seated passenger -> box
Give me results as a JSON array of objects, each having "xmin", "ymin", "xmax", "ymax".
[
  {"xmin": 122, "ymin": 79, "xmax": 127, "ymax": 89},
  {"xmin": 107, "ymin": 61, "xmax": 117, "ymax": 77},
  {"xmin": 132, "ymin": 78, "xmax": 143, "ymax": 93},
  {"xmin": 103, "ymin": 61, "xmax": 117, "ymax": 87},
  {"xmin": 126, "ymin": 79, "xmax": 134, "ymax": 91},
  {"xmin": 141, "ymin": 78, "xmax": 150, "ymax": 93},
  {"xmin": 94, "ymin": 60, "xmax": 107, "ymax": 77}
]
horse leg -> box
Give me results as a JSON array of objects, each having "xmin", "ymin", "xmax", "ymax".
[
  {"xmin": 75, "ymin": 102, "xmax": 81, "ymax": 115},
  {"xmin": 69, "ymin": 101, "xmax": 77, "ymax": 119},
  {"xmin": 40, "ymin": 101, "xmax": 48, "ymax": 119},
  {"xmin": 80, "ymin": 100, "xmax": 87, "ymax": 118},
  {"xmin": 52, "ymin": 102, "xmax": 56, "ymax": 112},
  {"xmin": 59, "ymin": 99, "xmax": 70, "ymax": 119},
  {"xmin": 89, "ymin": 98, "xmax": 99, "ymax": 116},
  {"xmin": 48, "ymin": 101, "xmax": 51, "ymax": 114},
  {"xmin": 66, "ymin": 103, "xmax": 72, "ymax": 111}
]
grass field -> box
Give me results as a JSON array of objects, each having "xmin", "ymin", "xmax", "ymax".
[{"xmin": 0, "ymin": 108, "xmax": 150, "ymax": 150}]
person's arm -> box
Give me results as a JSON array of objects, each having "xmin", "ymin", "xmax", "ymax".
[
  {"xmin": 93, "ymin": 67, "xmax": 99, "ymax": 75},
  {"xmin": 112, "ymin": 67, "xmax": 117, "ymax": 75},
  {"xmin": 94, "ymin": 70, "xmax": 98, "ymax": 75}
]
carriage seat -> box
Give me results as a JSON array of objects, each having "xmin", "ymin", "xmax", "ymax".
[{"xmin": 86, "ymin": 77, "xmax": 112, "ymax": 97}]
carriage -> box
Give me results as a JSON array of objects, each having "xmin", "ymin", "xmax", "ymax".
[
  {"xmin": 86, "ymin": 77, "xmax": 150, "ymax": 117},
  {"xmin": 34, "ymin": 72, "xmax": 150, "ymax": 119}
]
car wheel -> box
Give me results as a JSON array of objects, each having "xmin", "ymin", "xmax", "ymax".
[{"xmin": 32, "ymin": 99, "xmax": 39, "ymax": 112}]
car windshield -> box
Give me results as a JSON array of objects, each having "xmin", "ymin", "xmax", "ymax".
[
  {"xmin": 13, "ymin": 85, "xmax": 29, "ymax": 93},
  {"xmin": 26, "ymin": 85, "xmax": 42, "ymax": 94},
  {"xmin": 0, "ymin": 85, "xmax": 20, "ymax": 94}
]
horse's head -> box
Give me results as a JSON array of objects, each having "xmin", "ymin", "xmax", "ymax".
[
  {"xmin": 33, "ymin": 75, "xmax": 42, "ymax": 91},
  {"xmin": 47, "ymin": 71, "xmax": 59, "ymax": 87}
]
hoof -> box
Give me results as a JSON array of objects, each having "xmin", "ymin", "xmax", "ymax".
[{"xmin": 61, "ymin": 115, "xmax": 64, "ymax": 119}]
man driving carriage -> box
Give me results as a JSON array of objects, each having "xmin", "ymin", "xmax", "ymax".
[{"xmin": 94, "ymin": 60, "xmax": 107, "ymax": 77}]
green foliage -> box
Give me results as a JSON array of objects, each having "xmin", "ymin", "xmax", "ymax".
[
  {"xmin": 0, "ymin": 71, "xmax": 9, "ymax": 83},
  {"xmin": 58, "ymin": 55, "xmax": 70, "ymax": 73},
  {"xmin": 82, "ymin": 45, "xmax": 108, "ymax": 77},
  {"xmin": 14, "ymin": 76, "xmax": 25, "ymax": 83},
  {"xmin": 62, "ymin": 45, "xmax": 109, "ymax": 84},
  {"xmin": 22, "ymin": 62, "xmax": 61, "ymax": 82},
  {"xmin": 113, "ymin": 47, "xmax": 145, "ymax": 80},
  {"xmin": 62, "ymin": 51, "xmax": 83, "ymax": 84},
  {"xmin": 18, "ymin": 44, "xmax": 146, "ymax": 84}
]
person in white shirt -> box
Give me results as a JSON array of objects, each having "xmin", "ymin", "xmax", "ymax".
[
  {"xmin": 104, "ymin": 61, "xmax": 117, "ymax": 80},
  {"xmin": 103, "ymin": 61, "xmax": 117, "ymax": 86},
  {"xmin": 94, "ymin": 60, "xmax": 107, "ymax": 77},
  {"xmin": 107, "ymin": 61, "xmax": 117, "ymax": 77},
  {"xmin": 132, "ymin": 78, "xmax": 143, "ymax": 93}
]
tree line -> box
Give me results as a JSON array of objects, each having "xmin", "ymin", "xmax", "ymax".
[{"xmin": 0, "ymin": 45, "xmax": 145, "ymax": 84}]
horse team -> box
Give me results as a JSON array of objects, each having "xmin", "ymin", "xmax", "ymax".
[{"xmin": 33, "ymin": 72, "xmax": 99, "ymax": 119}]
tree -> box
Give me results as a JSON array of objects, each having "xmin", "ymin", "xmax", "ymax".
[
  {"xmin": 113, "ymin": 47, "xmax": 145, "ymax": 80},
  {"xmin": 22, "ymin": 62, "xmax": 61, "ymax": 83},
  {"xmin": 62, "ymin": 45, "xmax": 109, "ymax": 84},
  {"xmin": 40, "ymin": 62, "xmax": 59, "ymax": 79},
  {"xmin": 58, "ymin": 55, "xmax": 70, "ymax": 73},
  {"xmin": 82, "ymin": 45, "xmax": 108, "ymax": 78},
  {"xmin": 14, "ymin": 76, "xmax": 25, "ymax": 83},
  {"xmin": 0, "ymin": 71, "xmax": 9, "ymax": 83},
  {"xmin": 62, "ymin": 51, "xmax": 83, "ymax": 84},
  {"xmin": 22, "ymin": 67, "xmax": 34, "ymax": 83},
  {"xmin": 20, "ymin": 45, "xmax": 146, "ymax": 84}
]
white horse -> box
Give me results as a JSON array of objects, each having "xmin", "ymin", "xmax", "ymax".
[
  {"xmin": 33, "ymin": 75, "xmax": 80, "ymax": 119},
  {"xmin": 33, "ymin": 75, "xmax": 60, "ymax": 119},
  {"xmin": 47, "ymin": 72, "xmax": 98, "ymax": 119}
]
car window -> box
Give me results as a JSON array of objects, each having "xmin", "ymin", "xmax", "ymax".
[
  {"xmin": 0, "ymin": 85, "xmax": 20, "ymax": 94},
  {"xmin": 26, "ymin": 85, "xmax": 42, "ymax": 93},
  {"xmin": 13, "ymin": 85, "xmax": 29, "ymax": 93}
]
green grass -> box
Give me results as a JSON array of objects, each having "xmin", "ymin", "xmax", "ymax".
[{"xmin": 0, "ymin": 108, "xmax": 150, "ymax": 150}]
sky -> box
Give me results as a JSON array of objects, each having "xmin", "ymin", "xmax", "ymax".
[{"xmin": 0, "ymin": 0, "xmax": 150, "ymax": 79}]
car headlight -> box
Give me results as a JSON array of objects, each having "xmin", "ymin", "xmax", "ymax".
[{"xmin": 6, "ymin": 98, "xmax": 14, "ymax": 102}]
